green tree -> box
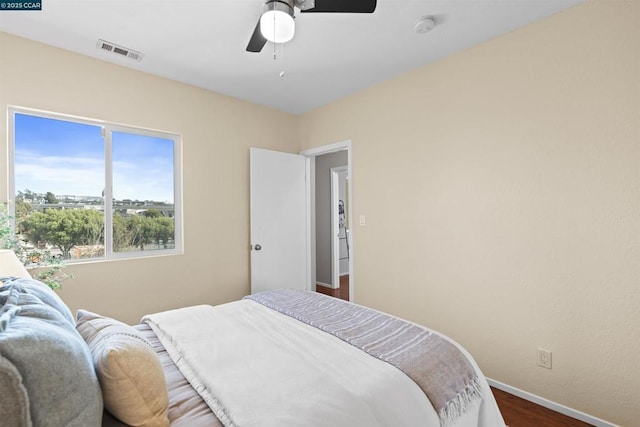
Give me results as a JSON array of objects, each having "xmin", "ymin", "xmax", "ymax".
[
  {"xmin": 118, "ymin": 215, "xmax": 152, "ymax": 251},
  {"xmin": 20, "ymin": 209, "xmax": 104, "ymax": 258},
  {"xmin": 112, "ymin": 213, "xmax": 174, "ymax": 251},
  {"xmin": 152, "ymin": 217, "xmax": 174, "ymax": 248},
  {"xmin": 14, "ymin": 199, "xmax": 33, "ymax": 223},
  {"xmin": 0, "ymin": 204, "xmax": 12, "ymax": 248},
  {"xmin": 142, "ymin": 208, "xmax": 162, "ymax": 218},
  {"xmin": 17, "ymin": 189, "xmax": 35, "ymax": 201},
  {"xmin": 0, "ymin": 204, "xmax": 72, "ymax": 290},
  {"xmin": 45, "ymin": 192, "xmax": 59, "ymax": 204},
  {"xmin": 112, "ymin": 213, "xmax": 129, "ymax": 252}
]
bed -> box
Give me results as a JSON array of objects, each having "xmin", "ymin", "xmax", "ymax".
[{"xmin": 0, "ymin": 278, "xmax": 506, "ymax": 427}]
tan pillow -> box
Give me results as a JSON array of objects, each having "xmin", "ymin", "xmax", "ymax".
[{"xmin": 76, "ymin": 310, "xmax": 169, "ymax": 427}]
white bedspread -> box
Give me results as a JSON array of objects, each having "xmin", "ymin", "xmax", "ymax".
[{"xmin": 143, "ymin": 300, "xmax": 505, "ymax": 427}]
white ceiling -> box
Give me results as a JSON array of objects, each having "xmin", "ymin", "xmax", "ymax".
[{"xmin": 0, "ymin": 0, "xmax": 587, "ymax": 114}]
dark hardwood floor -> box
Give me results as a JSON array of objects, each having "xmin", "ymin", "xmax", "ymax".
[
  {"xmin": 316, "ymin": 277, "xmax": 592, "ymax": 426},
  {"xmin": 315, "ymin": 274, "xmax": 349, "ymax": 301},
  {"xmin": 491, "ymin": 387, "xmax": 593, "ymax": 427}
]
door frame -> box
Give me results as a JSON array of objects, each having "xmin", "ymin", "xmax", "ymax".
[
  {"xmin": 300, "ymin": 140, "xmax": 354, "ymax": 301},
  {"xmin": 331, "ymin": 166, "xmax": 348, "ymax": 290}
]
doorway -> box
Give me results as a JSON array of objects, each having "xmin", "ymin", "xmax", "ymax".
[
  {"xmin": 331, "ymin": 166, "xmax": 349, "ymax": 299},
  {"xmin": 300, "ymin": 141, "xmax": 353, "ymax": 302}
]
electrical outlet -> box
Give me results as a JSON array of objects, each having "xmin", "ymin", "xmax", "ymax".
[{"xmin": 537, "ymin": 348, "xmax": 552, "ymax": 369}]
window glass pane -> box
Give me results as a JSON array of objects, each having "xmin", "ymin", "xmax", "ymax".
[
  {"xmin": 112, "ymin": 131, "xmax": 175, "ymax": 253},
  {"xmin": 11, "ymin": 110, "xmax": 180, "ymax": 263},
  {"xmin": 14, "ymin": 113, "xmax": 105, "ymax": 260}
]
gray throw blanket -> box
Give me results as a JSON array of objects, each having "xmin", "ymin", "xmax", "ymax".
[{"xmin": 246, "ymin": 290, "xmax": 482, "ymax": 426}]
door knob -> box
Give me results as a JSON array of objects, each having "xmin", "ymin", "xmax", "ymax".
[{"xmin": 254, "ymin": 244, "xmax": 262, "ymax": 251}]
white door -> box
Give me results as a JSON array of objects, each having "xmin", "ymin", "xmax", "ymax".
[{"xmin": 250, "ymin": 148, "xmax": 307, "ymax": 294}]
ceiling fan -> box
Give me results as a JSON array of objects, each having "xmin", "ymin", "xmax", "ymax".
[{"xmin": 246, "ymin": 0, "xmax": 377, "ymax": 53}]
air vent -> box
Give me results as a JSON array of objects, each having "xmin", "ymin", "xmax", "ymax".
[{"xmin": 96, "ymin": 39, "xmax": 144, "ymax": 62}]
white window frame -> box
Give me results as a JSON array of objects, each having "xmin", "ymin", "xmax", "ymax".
[{"xmin": 7, "ymin": 106, "xmax": 183, "ymax": 263}]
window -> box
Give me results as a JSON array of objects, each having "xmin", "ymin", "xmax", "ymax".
[{"xmin": 9, "ymin": 108, "xmax": 182, "ymax": 262}]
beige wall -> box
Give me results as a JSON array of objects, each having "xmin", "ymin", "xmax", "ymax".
[
  {"xmin": 299, "ymin": 0, "xmax": 639, "ymax": 425},
  {"xmin": 0, "ymin": 32, "xmax": 299, "ymax": 324}
]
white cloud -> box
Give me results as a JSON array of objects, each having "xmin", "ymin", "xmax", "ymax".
[{"xmin": 15, "ymin": 150, "xmax": 174, "ymax": 202}]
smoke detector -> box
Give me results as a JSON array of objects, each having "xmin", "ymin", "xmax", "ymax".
[
  {"xmin": 415, "ymin": 16, "xmax": 436, "ymax": 34},
  {"xmin": 96, "ymin": 39, "xmax": 144, "ymax": 61}
]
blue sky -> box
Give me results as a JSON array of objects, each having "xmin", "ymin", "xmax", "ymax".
[{"xmin": 14, "ymin": 113, "xmax": 175, "ymax": 203}]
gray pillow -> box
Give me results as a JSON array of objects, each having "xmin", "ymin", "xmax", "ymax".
[
  {"xmin": 5, "ymin": 277, "xmax": 76, "ymax": 324},
  {"xmin": 0, "ymin": 354, "xmax": 32, "ymax": 427},
  {"xmin": 0, "ymin": 279, "xmax": 103, "ymax": 426}
]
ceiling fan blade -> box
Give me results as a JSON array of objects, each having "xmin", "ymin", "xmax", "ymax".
[
  {"xmin": 246, "ymin": 19, "xmax": 267, "ymax": 53},
  {"xmin": 300, "ymin": 0, "xmax": 376, "ymax": 13}
]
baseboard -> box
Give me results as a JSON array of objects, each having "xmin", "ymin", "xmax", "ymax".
[
  {"xmin": 315, "ymin": 281, "xmax": 338, "ymax": 290},
  {"xmin": 487, "ymin": 378, "xmax": 618, "ymax": 427}
]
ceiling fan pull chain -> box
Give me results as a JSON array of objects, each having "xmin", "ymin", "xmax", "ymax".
[{"xmin": 273, "ymin": 10, "xmax": 277, "ymax": 60}]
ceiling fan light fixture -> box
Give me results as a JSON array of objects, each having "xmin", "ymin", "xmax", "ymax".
[{"xmin": 260, "ymin": 0, "xmax": 295, "ymax": 44}]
